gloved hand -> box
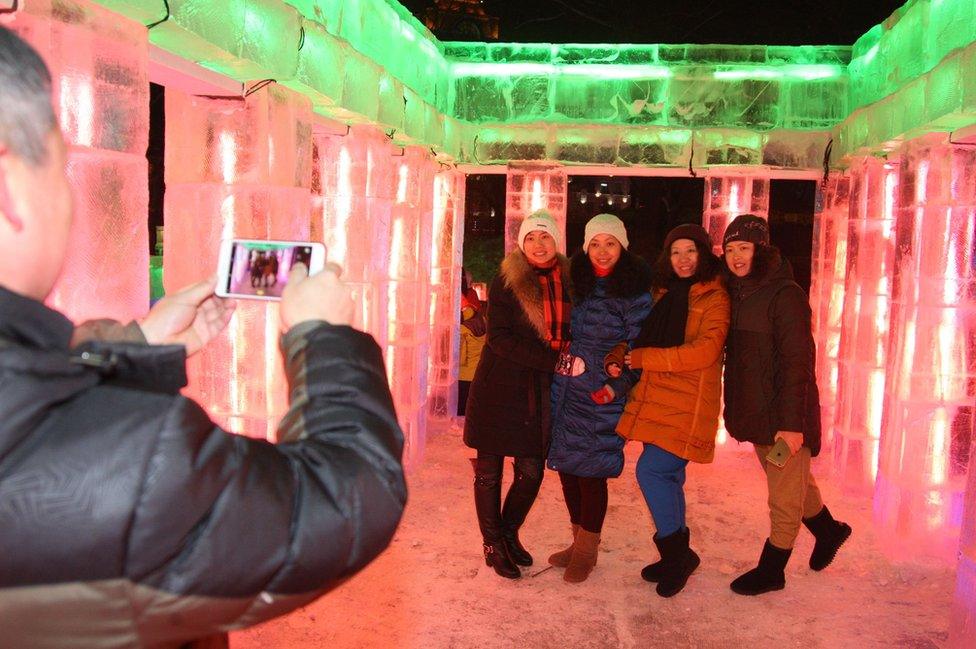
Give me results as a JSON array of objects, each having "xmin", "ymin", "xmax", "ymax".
[
  {"xmin": 555, "ymin": 350, "xmax": 586, "ymax": 377},
  {"xmin": 590, "ymin": 385, "xmax": 615, "ymax": 404}
]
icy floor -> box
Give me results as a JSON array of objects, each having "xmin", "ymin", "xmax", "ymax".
[{"xmin": 232, "ymin": 422, "xmax": 955, "ymax": 649}]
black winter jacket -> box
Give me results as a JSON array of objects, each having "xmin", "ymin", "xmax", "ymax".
[
  {"xmin": 0, "ymin": 286, "xmax": 407, "ymax": 648},
  {"xmin": 723, "ymin": 250, "xmax": 822, "ymax": 456},
  {"xmin": 463, "ymin": 250, "xmax": 571, "ymax": 458}
]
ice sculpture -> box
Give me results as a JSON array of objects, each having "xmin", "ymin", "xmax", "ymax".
[
  {"xmin": 504, "ymin": 165, "xmax": 567, "ymax": 254},
  {"xmin": 810, "ymin": 174, "xmax": 850, "ymax": 450},
  {"xmin": 874, "ymin": 134, "xmax": 976, "ymax": 560},
  {"xmin": 427, "ymin": 171, "xmax": 466, "ymax": 421},
  {"xmin": 4, "ymin": 3, "xmax": 150, "ymax": 323},
  {"xmin": 163, "ymin": 84, "xmax": 313, "ymax": 440},
  {"xmin": 951, "ymin": 433, "xmax": 976, "ymax": 647},
  {"xmin": 833, "ymin": 158, "xmax": 897, "ymax": 491}
]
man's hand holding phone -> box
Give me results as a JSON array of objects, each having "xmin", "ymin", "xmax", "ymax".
[
  {"xmin": 140, "ymin": 277, "xmax": 237, "ymax": 356},
  {"xmin": 280, "ymin": 262, "xmax": 355, "ymax": 331}
]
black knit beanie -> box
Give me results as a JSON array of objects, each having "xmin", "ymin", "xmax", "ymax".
[
  {"xmin": 722, "ymin": 214, "xmax": 770, "ymax": 248},
  {"xmin": 664, "ymin": 223, "xmax": 711, "ymax": 253}
]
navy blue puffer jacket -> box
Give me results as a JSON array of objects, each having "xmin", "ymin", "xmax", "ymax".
[{"xmin": 548, "ymin": 251, "xmax": 652, "ymax": 478}]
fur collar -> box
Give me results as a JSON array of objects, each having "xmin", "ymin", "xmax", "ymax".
[
  {"xmin": 569, "ymin": 249, "xmax": 653, "ymax": 302},
  {"xmin": 499, "ymin": 250, "xmax": 572, "ymax": 342}
]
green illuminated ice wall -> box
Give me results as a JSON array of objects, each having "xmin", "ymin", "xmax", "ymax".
[{"xmin": 93, "ymin": 0, "xmax": 976, "ymax": 168}]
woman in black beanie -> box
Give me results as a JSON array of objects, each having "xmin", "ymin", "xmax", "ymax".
[{"xmin": 721, "ymin": 214, "xmax": 852, "ymax": 595}]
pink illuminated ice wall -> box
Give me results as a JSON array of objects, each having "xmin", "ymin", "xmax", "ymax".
[
  {"xmin": 810, "ymin": 175, "xmax": 850, "ymax": 450},
  {"xmin": 163, "ymin": 85, "xmax": 313, "ymax": 440},
  {"xmin": 311, "ymin": 127, "xmax": 448, "ymax": 467},
  {"xmin": 504, "ymin": 164, "xmax": 567, "ymax": 254},
  {"xmin": 3, "ymin": 2, "xmax": 149, "ymax": 323},
  {"xmin": 951, "ymin": 431, "xmax": 976, "ymax": 646},
  {"xmin": 833, "ymin": 158, "xmax": 898, "ymax": 491},
  {"xmin": 428, "ymin": 171, "xmax": 466, "ymax": 421},
  {"xmin": 874, "ymin": 134, "xmax": 976, "ymax": 560}
]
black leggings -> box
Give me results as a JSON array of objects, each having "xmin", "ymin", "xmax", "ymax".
[
  {"xmin": 473, "ymin": 452, "xmax": 544, "ymax": 536},
  {"xmin": 558, "ymin": 472, "xmax": 609, "ymax": 534}
]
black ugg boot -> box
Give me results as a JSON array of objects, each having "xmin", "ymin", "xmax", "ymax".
[
  {"xmin": 642, "ymin": 528, "xmax": 700, "ymax": 584},
  {"xmin": 474, "ymin": 473, "xmax": 520, "ymax": 579},
  {"xmin": 730, "ymin": 539, "xmax": 792, "ymax": 595},
  {"xmin": 652, "ymin": 528, "xmax": 700, "ymax": 597},
  {"xmin": 802, "ymin": 505, "xmax": 852, "ymax": 571}
]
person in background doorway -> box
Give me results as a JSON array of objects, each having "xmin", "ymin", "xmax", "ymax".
[
  {"xmin": 721, "ymin": 214, "xmax": 852, "ymax": 596},
  {"xmin": 458, "ymin": 267, "xmax": 486, "ymax": 416}
]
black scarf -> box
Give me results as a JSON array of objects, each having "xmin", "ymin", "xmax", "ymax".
[{"xmin": 633, "ymin": 277, "xmax": 695, "ymax": 349}]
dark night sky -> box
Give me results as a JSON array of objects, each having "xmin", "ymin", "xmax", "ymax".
[{"xmin": 400, "ymin": 0, "xmax": 907, "ymax": 45}]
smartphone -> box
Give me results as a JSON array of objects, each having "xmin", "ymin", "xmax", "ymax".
[
  {"xmin": 765, "ymin": 437, "xmax": 792, "ymax": 468},
  {"xmin": 216, "ymin": 239, "xmax": 326, "ymax": 301}
]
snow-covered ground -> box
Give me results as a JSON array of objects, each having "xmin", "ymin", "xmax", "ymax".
[{"xmin": 233, "ymin": 422, "xmax": 955, "ymax": 649}]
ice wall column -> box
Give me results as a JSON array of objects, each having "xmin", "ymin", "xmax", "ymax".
[
  {"xmin": 504, "ymin": 164, "xmax": 567, "ymax": 254},
  {"xmin": 875, "ymin": 133, "xmax": 976, "ymax": 561},
  {"xmin": 427, "ymin": 170, "xmax": 466, "ymax": 422},
  {"xmin": 701, "ymin": 173, "xmax": 769, "ymax": 254},
  {"xmin": 951, "ymin": 430, "xmax": 976, "ymax": 647},
  {"xmin": 3, "ymin": 2, "xmax": 149, "ymax": 322},
  {"xmin": 810, "ymin": 173, "xmax": 850, "ymax": 451},
  {"xmin": 832, "ymin": 159, "xmax": 897, "ymax": 491},
  {"xmin": 164, "ymin": 84, "xmax": 313, "ymax": 439}
]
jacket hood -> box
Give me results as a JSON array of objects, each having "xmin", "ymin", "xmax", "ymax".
[{"xmin": 570, "ymin": 248, "xmax": 652, "ymax": 302}]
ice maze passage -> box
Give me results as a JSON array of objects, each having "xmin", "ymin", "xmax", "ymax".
[{"xmin": 1, "ymin": 0, "xmax": 975, "ymax": 643}]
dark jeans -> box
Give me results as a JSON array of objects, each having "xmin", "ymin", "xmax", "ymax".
[
  {"xmin": 473, "ymin": 452, "xmax": 544, "ymax": 544},
  {"xmin": 558, "ymin": 472, "xmax": 609, "ymax": 534},
  {"xmin": 635, "ymin": 442, "xmax": 689, "ymax": 538}
]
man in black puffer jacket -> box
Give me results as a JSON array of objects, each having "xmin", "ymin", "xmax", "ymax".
[
  {"xmin": 0, "ymin": 26, "xmax": 406, "ymax": 647},
  {"xmin": 722, "ymin": 214, "xmax": 850, "ymax": 597}
]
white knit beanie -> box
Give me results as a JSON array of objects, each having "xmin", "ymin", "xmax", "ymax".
[
  {"xmin": 583, "ymin": 213, "xmax": 629, "ymax": 252},
  {"xmin": 517, "ymin": 210, "xmax": 562, "ymax": 252}
]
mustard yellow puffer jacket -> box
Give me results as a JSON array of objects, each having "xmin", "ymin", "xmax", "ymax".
[{"xmin": 614, "ymin": 278, "xmax": 730, "ymax": 463}]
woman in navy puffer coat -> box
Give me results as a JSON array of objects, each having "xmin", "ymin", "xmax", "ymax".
[{"xmin": 547, "ymin": 214, "xmax": 652, "ymax": 582}]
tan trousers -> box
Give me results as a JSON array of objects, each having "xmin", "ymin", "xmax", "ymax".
[{"xmin": 753, "ymin": 444, "xmax": 824, "ymax": 550}]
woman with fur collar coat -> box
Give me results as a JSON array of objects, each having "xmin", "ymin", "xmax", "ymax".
[
  {"xmin": 546, "ymin": 214, "xmax": 653, "ymax": 583},
  {"xmin": 463, "ymin": 211, "xmax": 576, "ymax": 580}
]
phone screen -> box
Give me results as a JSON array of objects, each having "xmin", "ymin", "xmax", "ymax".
[{"xmin": 223, "ymin": 241, "xmax": 314, "ymax": 300}]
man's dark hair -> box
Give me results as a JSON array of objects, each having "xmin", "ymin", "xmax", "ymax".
[{"xmin": 0, "ymin": 26, "xmax": 57, "ymax": 165}]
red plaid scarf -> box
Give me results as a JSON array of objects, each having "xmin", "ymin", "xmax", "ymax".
[{"xmin": 536, "ymin": 263, "xmax": 571, "ymax": 350}]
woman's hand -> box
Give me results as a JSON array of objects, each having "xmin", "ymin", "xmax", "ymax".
[{"xmin": 774, "ymin": 431, "xmax": 804, "ymax": 455}]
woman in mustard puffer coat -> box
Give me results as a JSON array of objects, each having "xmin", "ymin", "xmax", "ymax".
[{"xmin": 607, "ymin": 223, "xmax": 729, "ymax": 598}]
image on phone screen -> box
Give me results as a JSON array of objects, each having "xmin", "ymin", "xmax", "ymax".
[{"xmin": 224, "ymin": 241, "xmax": 314, "ymax": 299}]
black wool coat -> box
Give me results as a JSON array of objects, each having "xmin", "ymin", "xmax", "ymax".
[
  {"xmin": 463, "ymin": 250, "xmax": 571, "ymax": 458},
  {"xmin": 722, "ymin": 248, "xmax": 823, "ymax": 456}
]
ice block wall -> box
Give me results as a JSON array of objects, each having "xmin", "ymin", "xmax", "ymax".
[
  {"xmin": 832, "ymin": 158, "xmax": 897, "ymax": 491},
  {"xmin": 504, "ymin": 165, "xmax": 567, "ymax": 254},
  {"xmin": 874, "ymin": 133, "xmax": 976, "ymax": 560},
  {"xmin": 810, "ymin": 174, "xmax": 850, "ymax": 450},
  {"xmin": 164, "ymin": 84, "xmax": 313, "ymax": 440},
  {"xmin": 427, "ymin": 170, "xmax": 466, "ymax": 422},
  {"xmin": 386, "ymin": 146, "xmax": 438, "ymax": 467},
  {"xmin": 3, "ymin": 1, "xmax": 149, "ymax": 323},
  {"xmin": 950, "ymin": 430, "xmax": 976, "ymax": 647},
  {"xmin": 701, "ymin": 174, "xmax": 770, "ymax": 255}
]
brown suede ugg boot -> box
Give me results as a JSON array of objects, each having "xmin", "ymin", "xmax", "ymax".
[
  {"xmin": 548, "ymin": 524, "xmax": 579, "ymax": 568},
  {"xmin": 564, "ymin": 529, "xmax": 600, "ymax": 583}
]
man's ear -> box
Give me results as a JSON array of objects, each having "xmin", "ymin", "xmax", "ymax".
[{"xmin": 0, "ymin": 148, "xmax": 24, "ymax": 232}]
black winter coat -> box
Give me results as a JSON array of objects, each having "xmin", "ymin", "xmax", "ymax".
[
  {"xmin": 723, "ymin": 250, "xmax": 822, "ymax": 456},
  {"xmin": 0, "ymin": 286, "xmax": 407, "ymax": 648},
  {"xmin": 463, "ymin": 250, "xmax": 571, "ymax": 458}
]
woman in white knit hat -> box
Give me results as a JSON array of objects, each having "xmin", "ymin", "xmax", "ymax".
[
  {"xmin": 463, "ymin": 209, "xmax": 584, "ymax": 579},
  {"xmin": 546, "ymin": 213, "xmax": 653, "ymax": 582}
]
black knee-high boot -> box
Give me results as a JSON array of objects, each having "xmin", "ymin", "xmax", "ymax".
[
  {"xmin": 501, "ymin": 458, "xmax": 543, "ymax": 566},
  {"xmin": 474, "ymin": 468, "xmax": 520, "ymax": 579}
]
